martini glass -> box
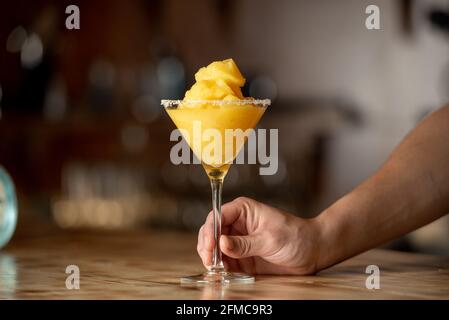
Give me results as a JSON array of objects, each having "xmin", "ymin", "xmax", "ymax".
[{"xmin": 162, "ymin": 99, "xmax": 270, "ymax": 284}]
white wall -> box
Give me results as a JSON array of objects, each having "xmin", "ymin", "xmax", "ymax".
[{"xmin": 230, "ymin": 0, "xmax": 449, "ymax": 204}]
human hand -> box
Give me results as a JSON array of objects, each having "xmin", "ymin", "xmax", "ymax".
[{"xmin": 197, "ymin": 197, "xmax": 322, "ymax": 275}]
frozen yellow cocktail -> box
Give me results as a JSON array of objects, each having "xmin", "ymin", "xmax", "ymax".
[{"xmin": 166, "ymin": 59, "xmax": 266, "ymax": 179}]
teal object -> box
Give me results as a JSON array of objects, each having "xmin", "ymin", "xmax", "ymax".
[{"xmin": 0, "ymin": 167, "xmax": 17, "ymax": 249}]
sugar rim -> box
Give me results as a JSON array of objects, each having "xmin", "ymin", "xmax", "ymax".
[{"xmin": 161, "ymin": 99, "xmax": 271, "ymax": 108}]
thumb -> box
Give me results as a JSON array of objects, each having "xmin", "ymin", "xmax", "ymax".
[{"xmin": 220, "ymin": 234, "xmax": 264, "ymax": 259}]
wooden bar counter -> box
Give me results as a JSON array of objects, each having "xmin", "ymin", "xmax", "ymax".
[{"xmin": 1, "ymin": 230, "xmax": 448, "ymax": 299}]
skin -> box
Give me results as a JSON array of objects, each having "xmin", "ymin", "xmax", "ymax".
[{"xmin": 197, "ymin": 104, "xmax": 449, "ymax": 275}]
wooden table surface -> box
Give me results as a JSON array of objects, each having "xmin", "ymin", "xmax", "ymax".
[{"xmin": 1, "ymin": 230, "xmax": 448, "ymax": 299}]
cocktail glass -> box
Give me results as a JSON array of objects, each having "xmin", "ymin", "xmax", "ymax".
[{"xmin": 162, "ymin": 99, "xmax": 270, "ymax": 284}]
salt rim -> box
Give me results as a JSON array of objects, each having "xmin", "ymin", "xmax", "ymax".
[{"xmin": 161, "ymin": 99, "xmax": 271, "ymax": 108}]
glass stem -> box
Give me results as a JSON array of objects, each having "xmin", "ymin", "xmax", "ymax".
[{"xmin": 210, "ymin": 178, "xmax": 224, "ymax": 272}]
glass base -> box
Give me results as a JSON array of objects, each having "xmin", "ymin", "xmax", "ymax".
[{"xmin": 181, "ymin": 270, "xmax": 254, "ymax": 285}]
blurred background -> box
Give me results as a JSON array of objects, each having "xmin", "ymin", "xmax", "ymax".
[{"xmin": 0, "ymin": 0, "xmax": 448, "ymax": 255}]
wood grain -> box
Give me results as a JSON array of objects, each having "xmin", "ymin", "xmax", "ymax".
[{"xmin": 0, "ymin": 230, "xmax": 448, "ymax": 299}]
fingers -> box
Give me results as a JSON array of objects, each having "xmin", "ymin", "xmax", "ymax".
[
  {"xmin": 220, "ymin": 197, "xmax": 258, "ymax": 235},
  {"xmin": 197, "ymin": 211, "xmax": 231, "ymax": 267},
  {"xmin": 197, "ymin": 223, "xmax": 213, "ymax": 267},
  {"xmin": 220, "ymin": 234, "xmax": 265, "ymax": 259},
  {"xmin": 197, "ymin": 197, "xmax": 258, "ymax": 268},
  {"xmin": 205, "ymin": 197, "xmax": 256, "ymax": 236},
  {"xmin": 221, "ymin": 197, "xmax": 254, "ymax": 227}
]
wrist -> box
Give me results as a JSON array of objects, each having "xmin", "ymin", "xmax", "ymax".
[
  {"xmin": 313, "ymin": 208, "xmax": 342, "ymax": 272},
  {"xmin": 292, "ymin": 215, "xmax": 327, "ymax": 275}
]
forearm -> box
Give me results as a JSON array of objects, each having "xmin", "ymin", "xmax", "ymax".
[{"xmin": 315, "ymin": 105, "xmax": 449, "ymax": 270}]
